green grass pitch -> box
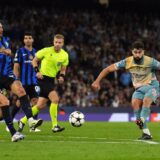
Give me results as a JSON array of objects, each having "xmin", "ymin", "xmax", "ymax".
[{"xmin": 1, "ymin": 122, "xmax": 160, "ymax": 160}]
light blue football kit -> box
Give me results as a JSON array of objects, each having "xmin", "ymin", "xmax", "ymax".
[{"xmin": 115, "ymin": 55, "xmax": 160, "ymax": 102}]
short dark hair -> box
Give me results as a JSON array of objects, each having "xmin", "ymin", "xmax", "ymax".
[
  {"xmin": 131, "ymin": 40, "xmax": 144, "ymax": 50},
  {"xmin": 24, "ymin": 31, "xmax": 33, "ymax": 37}
]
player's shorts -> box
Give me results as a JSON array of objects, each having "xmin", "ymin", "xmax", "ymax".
[
  {"xmin": 37, "ymin": 75, "xmax": 55, "ymax": 99},
  {"xmin": 132, "ymin": 85, "xmax": 159, "ymax": 103},
  {"xmin": 0, "ymin": 76, "xmax": 15, "ymax": 90},
  {"xmin": 23, "ymin": 85, "xmax": 39, "ymax": 99}
]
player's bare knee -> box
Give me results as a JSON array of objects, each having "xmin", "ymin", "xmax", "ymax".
[
  {"xmin": 49, "ymin": 92, "xmax": 59, "ymax": 103},
  {"xmin": 131, "ymin": 99, "xmax": 142, "ymax": 109},
  {"xmin": 131, "ymin": 101, "xmax": 138, "ymax": 109},
  {"xmin": 143, "ymin": 98, "xmax": 152, "ymax": 107},
  {"xmin": 51, "ymin": 96, "xmax": 59, "ymax": 104}
]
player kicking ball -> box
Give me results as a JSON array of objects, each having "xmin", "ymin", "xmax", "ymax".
[{"xmin": 92, "ymin": 40, "xmax": 160, "ymax": 140}]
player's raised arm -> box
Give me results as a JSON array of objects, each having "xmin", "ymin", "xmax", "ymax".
[{"xmin": 91, "ymin": 64, "xmax": 117, "ymax": 91}]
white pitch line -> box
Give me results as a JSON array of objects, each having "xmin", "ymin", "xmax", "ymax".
[
  {"xmin": 27, "ymin": 135, "xmax": 160, "ymax": 144},
  {"xmin": 134, "ymin": 140, "xmax": 159, "ymax": 145},
  {"xmin": 35, "ymin": 135, "xmax": 135, "ymax": 141},
  {"xmin": 0, "ymin": 140, "xmax": 142, "ymax": 144},
  {"xmin": 0, "ymin": 139, "xmax": 158, "ymax": 145},
  {"xmin": 1, "ymin": 134, "xmax": 159, "ymax": 145}
]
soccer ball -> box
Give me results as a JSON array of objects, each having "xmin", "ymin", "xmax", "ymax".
[{"xmin": 69, "ymin": 111, "xmax": 85, "ymax": 127}]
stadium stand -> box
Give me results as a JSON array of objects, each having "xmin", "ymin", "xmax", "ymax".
[{"xmin": 1, "ymin": 0, "xmax": 160, "ymax": 108}]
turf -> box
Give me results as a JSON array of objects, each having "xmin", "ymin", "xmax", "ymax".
[{"xmin": 1, "ymin": 122, "xmax": 160, "ymax": 160}]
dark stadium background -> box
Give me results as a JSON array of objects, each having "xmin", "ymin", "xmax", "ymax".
[
  {"xmin": 1, "ymin": 0, "xmax": 160, "ymax": 122},
  {"xmin": 1, "ymin": 0, "xmax": 160, "ymax": 9}
]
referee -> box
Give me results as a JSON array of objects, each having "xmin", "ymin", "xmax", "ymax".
[{"xmin": 19, "ymin": 34, "xmax": 69, "ymax": 132}]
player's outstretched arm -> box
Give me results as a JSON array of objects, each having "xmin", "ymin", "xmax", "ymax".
[{"xmin": 91, "ymin": 64, "xmax": 117, "ymax": 91}]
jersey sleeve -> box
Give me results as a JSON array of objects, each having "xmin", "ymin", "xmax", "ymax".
[
  {"xmin": 151, "ymin": 58, "xmax": 160, "ymax": 70},
  {"xmin": 114, "ymin": 59, "xmax": 126, "ymax": 70},
  {"xmin": 62, "ymin": 53, "xmax": 69, "ymax": 67},
  {"xmin": 14, "ymin": 49, "xmax": 21, "ymax": 63},
  {"xmin": 36, "ymin": 48, "xmax": 46, "ymax": 59}
]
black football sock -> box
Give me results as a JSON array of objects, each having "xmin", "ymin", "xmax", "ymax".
[
  {"xmin": 10, "ymin": 105, "xmax": 20, "ymax": 120},
  {"xmin": 19, "ymin": 95, "xmax": 32, "ymax": 119},
  {"xmin": 1, "ymin": 106, "xmax": 16, "ymax": 136}
]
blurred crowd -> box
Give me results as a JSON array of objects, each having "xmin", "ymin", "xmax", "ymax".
[{"xmin": 1, "ymin": 6, "xmax": 160, "ymax": 107}]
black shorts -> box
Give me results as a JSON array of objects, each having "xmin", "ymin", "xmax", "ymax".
[
  {"xmin": 0, "ymin": 76, "xmax": 15, "ymax": 90},
  {"xmin": 37, "ymin": 76, "xmax": 55, "ymax": 98},
  {"xmin": 23, "ymin": 85, "xmax": 39, "ymax": 99}
]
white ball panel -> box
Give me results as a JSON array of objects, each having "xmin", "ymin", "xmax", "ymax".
[
  {"xmin": 80, "ymin": 119, "xmax": 85, "ymax": 124},
  {"xmin": 79, "ymin": 113, "xmax": 84, "ymax": 119}
]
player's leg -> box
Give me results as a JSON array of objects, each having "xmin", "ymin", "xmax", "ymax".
[
  {"xmin": 138, "ymin": 96, "xmax": 153, "ymax": 140},
  {"xmin": 29, "ymin": 97, "xmax": 41, "ymax": 132},
  {"xmin": 10, "ymin": 80, "xmax": 43, "ymax": 129},
  {"xmin": 141, "ymin": 87, "xmax": 158, "ymax": 122},
  {"xmin": 20, "ymin": 85, "xmax": 40, "ymax": 132},
  {"xmin": 29, "ymin": 85, "xmax": 39, "ymax": 120},
  {"xmin": 18, "ymin": 97, "xmax": 48, "ymax": 132},
  {"xmin": 139, "ymin": 87, "xmax": 159, "ymax": 139},
  {"xmin": 131, "ymin": 87, "xmax": 152, "ymax": 139},
  {"xmin": 11, "ymin": 81, "xmax": 32, "ymax": 118},
  {"xmin": 0, "ymin": 93, "xmax": 24, "ymax": 142},
  {"xmin": 132, "ymin": 89, "xmax": 144, "ymax": 129},
  {"xmin": 10, "ymin": 95, "xmax": 20, "ymax": 120},
  {"xmin": 49, "ymin": 90, "xmax": 65, "ymax": 132},
  {"xmin": 0, "ymin": 93, "xmax": 16, "ymax": 135}
]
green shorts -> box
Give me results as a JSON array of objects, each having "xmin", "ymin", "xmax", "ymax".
[{"xmin": 132, "ymin": 85, "xmax": 159, "ymax": 103}]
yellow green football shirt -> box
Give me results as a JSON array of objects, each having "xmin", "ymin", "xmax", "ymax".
[{"xmin": 36, "ymin": 46, "xmax": 69, "ymax": 78}]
